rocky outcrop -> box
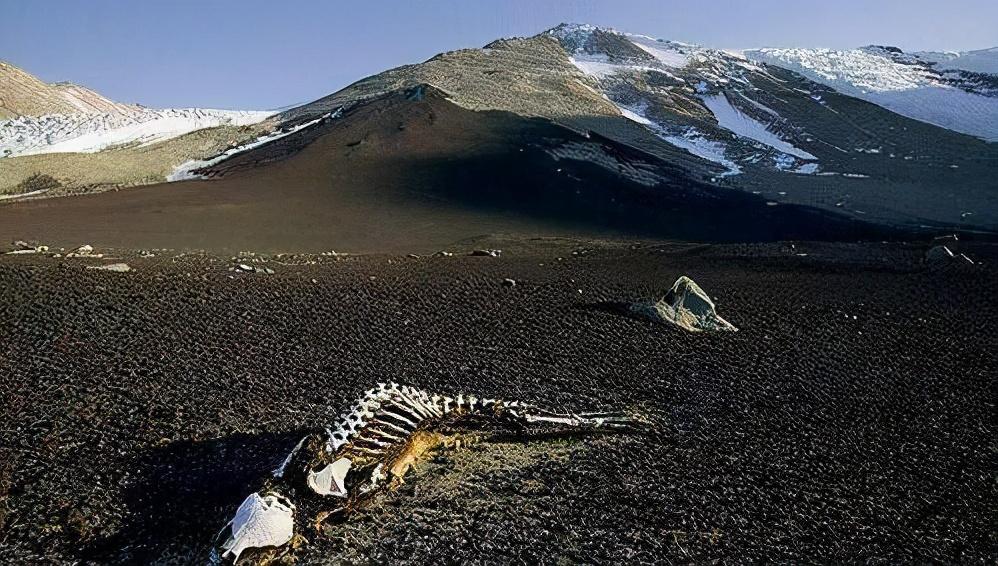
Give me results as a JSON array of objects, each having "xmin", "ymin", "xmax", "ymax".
[{"xmin": 631, "ymin": 276, "xmax": 737, "ymax": 332}]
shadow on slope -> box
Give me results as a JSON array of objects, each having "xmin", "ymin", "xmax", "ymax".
[{"xmin": 0, "ymin": 86, "xmax": 912, "ymax": 254}]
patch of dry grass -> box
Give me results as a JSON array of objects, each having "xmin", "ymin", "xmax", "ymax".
[{"xmin": 0, "ymin": 122, "xmax": 272, "ymax": 197}]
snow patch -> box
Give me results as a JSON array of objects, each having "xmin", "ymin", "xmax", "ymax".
[
  {"xmin": 616, "ymin": 103, "xmax": 740, "ymax": 176},
  {"xmin": 661, "ymin": 130, "xmax": 741, "ymax": 176},
  {"xmin": 702, "ymin": 94, "xmax": 817, "ymax": 159},
  {"xmin": 618, "ymin": 105, "xmax": 654, "ymax": 126},
  {"xmin": 568, "ymin": 54, "xmax": 676, "ymax": 80}
]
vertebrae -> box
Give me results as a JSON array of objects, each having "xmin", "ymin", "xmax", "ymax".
[{"xmin": 321, "ymin": 382, "xmax": 630, "ymax": 460}]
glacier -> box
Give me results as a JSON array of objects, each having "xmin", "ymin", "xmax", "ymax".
[{"xmin": 743, "ymin": 47, "xmax": 998, "ymax": 141}]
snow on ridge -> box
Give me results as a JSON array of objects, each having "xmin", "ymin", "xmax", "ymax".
[
  {"xmin": 701, "ymin": 94, "xmax": 817, "ymax": 160},
  {"xmin": 545, "ymin": 23, "xmax": 604, "ymax": 54},
  {"xmin": 0, "ymin": 107, "xmax": 273, "ymax": 158},
  {"xmin": 567, "ymin": 54, "xmax": 668, "ymax": 80},
  {"xmin": 625, "ymin": 34, "xmax": 692, "ymax": 68},
  {"xmin": 744, "ymin": 47, "xmax": 998, "ymax": 141}
]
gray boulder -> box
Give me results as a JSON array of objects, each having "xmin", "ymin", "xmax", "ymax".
[{"xmin": 631, "ymin": 276, "xmax": 737, "ymax": 332}]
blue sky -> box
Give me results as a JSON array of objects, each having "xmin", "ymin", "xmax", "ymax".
[{"xmin": 3, "ymin": 0, "xmax": 996, "ymax": 110}]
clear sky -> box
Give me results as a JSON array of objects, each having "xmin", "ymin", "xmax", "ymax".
[{"xmin": 3, "ymin": 0, "xmax": 996, "ymax": 110}]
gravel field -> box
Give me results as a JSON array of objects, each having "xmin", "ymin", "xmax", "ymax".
[{"xmin": 1, "ymin": 237, "xmax": 994, "ymax": 563}]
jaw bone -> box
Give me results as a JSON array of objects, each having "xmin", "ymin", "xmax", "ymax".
[{"xmin": 217, "ymin": 493, "xmax": 295, "ymax": 563}]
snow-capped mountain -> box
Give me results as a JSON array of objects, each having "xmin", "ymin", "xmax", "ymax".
[
  {"xmin": 0, "ymin": 61, "xmax": 273, "ymax": 158},
  {"xmin": 742, "ymin": 45, "xmax": 998, "ymax": 141},
  {"xmin": 256, "ymin": 23, "xmax": 998, "ymax": 232},
  {"xmin": 2, "ymin": 25, "xmax": 996, "ymax": 236},
  {"xmin": 547, "ymin": 23, "xmax": 822, "ymax": 177},
  {"xmin": 1, "ymin": 107, "xmax": 273, "ymax": 158}
]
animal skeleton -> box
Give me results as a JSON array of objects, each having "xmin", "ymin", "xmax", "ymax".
[{"xmin": 212, "ymin": 382, "xmax": 635, "ymax": 563}]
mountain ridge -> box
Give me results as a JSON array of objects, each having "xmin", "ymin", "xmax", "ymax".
[
  {"xmin": 0, "ymin": 60, "xmax": 139, "ymax": 119},
  {"xmin": 2, "ymin": 23, "xmax": 996, "ymax": 237}
]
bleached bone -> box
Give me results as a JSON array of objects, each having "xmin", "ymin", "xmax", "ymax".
[
  {"xmin": 307, "ymin": 457, "xmax": 352, "ymax": 497},
  {"xmin": 217, "ymin": 493, "xmax": 295, "ymax": 562},
  {"xmin": 213, "ymin": 382, "xmax": 636, "ymax": 562}
]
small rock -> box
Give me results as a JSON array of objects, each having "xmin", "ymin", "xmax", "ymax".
[
  {"xmin": 471, "ymin": 249, "xmax": 502, "ymax": 257},
  {"xmin": 237, "ymin": 264, "xmax": 254, "ymax": 272},
  {"xmin": 502, "ymin": 278, "xmax": 516, "ymax": 287},
  {"xmin": 434, "ymin": 251, "xmax": 453, "ymax": 257},
  {"xmin": 87, "ymin": 263, "xmax": 131, "ymax": 273}
]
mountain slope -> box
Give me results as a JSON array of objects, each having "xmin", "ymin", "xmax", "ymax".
[
  {"xmin": 540, "ymin": 26, "xmax": 998, "ymax": 230},
  {"xmin": 0, "ymin": 61, "xmax": 137, "ymax": 118},
  {"xmin": 2, "ymin": 25, "xmax": 996, "ymax": 239}
]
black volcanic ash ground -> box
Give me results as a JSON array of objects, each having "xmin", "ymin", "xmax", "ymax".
[{"xmin": 0, "ymin": 239, "xmax": 995, "ymax": 563}]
